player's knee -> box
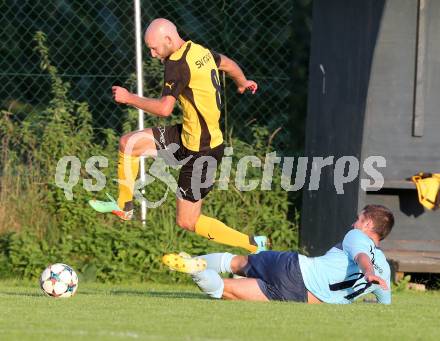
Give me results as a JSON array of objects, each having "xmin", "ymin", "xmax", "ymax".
[
  {"xmin": 119, "ymin": 133, "xmax": 130, "ymax": 152},
  {"xmin": 176, "ymin": 217, "xmax": 196, "ymax": 231},
  {"xmin": 230, "ymin": 255, "xmax": 248, "ymax": 274}
]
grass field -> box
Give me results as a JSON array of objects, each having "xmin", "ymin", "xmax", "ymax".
[{"xmin": 0, "ymin": 281, "xmax": 439, "ymax": 341}]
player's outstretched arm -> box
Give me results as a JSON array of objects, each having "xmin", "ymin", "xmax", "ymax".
[
  {"xmin": 112, "ymin": 86, "xmax": 176, "ymax": 117},
  {"xmin": 355, "ymin": 253, "xmax": 388, "ymax": 290},
  {"xmin": 218, "ymin": 54, "xmax": 258, "ymax": 94}
]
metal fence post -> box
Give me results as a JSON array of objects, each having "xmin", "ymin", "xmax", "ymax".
[{"xmin": 134, "ymin": 0, "xmax": 147, "ymax": 224}]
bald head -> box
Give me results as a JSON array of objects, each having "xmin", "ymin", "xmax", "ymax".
[{"xmin": 144, "ymin": 18, "xmax": 184, "ymax": 60}]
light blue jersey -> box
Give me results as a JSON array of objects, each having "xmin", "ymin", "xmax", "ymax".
[{"xmin": 298, "ymin": 229, "xmax": 391, "ymax": 304}]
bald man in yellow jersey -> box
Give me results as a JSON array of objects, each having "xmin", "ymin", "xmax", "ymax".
[{"xmin": 89, "ymin": 18, "xmax": 269, "ymax": 253}]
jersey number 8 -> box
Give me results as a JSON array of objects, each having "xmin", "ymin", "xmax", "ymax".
[{"xmin": 211, "ymin": 69, "xmax": 222, "ymax": 111}]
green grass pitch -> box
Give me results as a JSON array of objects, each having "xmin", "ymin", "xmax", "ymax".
[{"xmin": 0, "ymin": 281, "xmax": 439, "ymax": 340}]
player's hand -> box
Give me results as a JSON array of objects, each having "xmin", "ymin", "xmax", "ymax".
[
  {"xmin": 364, "ymin": 272, "xmax": 388, "ymax": 290},
  {"xmin": 237, "ymin": 80, "xmax": 258, "ymax": 95},
  {"xmin": 112, "ymin": 86, "xmax": 132, "ymax": 104}
]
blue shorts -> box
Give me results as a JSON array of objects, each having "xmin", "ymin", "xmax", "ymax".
[{"xmin": 243, "ymin": 251, "xmax": 308, "ymax": 302}]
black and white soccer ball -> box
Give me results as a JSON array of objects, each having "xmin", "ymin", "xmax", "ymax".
[{"xmin": 40, "ymin": 263, "xmax": 79, "ymax": 298}]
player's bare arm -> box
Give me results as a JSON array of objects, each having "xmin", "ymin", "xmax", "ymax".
[
  {"xmin": 355, "ymin": 252, "xmax": 388, "ymax": 290},
  {"xmin": 112, "ymin": 85, "xmax": 176, "ymax": 117},
  {"xmin": 218, "ymin": 54, "xmax": 258, "ymax": 94}
]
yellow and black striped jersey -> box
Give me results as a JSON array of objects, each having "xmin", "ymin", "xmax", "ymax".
[{"xmin": 162, "ymin": 40, "xmax": 223, "ymax": 152}]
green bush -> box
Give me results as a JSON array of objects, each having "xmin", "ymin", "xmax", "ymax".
[{"xmin": 0, "ymin": 32, "xmax": 298, "ymax": 282}]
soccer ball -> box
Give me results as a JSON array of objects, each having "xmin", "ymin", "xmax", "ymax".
[{"xmin": 39, "ymin": 263, "xmax": 79, "ymax": 298}]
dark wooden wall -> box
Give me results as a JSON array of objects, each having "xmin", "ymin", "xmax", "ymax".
[{"xmin": 301, "ymin": 0, "xmax": 440, "ymax": 256}]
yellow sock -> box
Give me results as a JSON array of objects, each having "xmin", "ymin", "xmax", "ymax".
[
  {"xmin": 117, "ymin": 151, "xmax": 139, "ymax": 210},
  {"xmin": 195, "ymin": 215, "xmax": 257, "ymax": 253}
]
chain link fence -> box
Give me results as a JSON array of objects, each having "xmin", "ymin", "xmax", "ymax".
[
  {"xmin": 1, "ymin": 0, "xmax": 311, "ymax": 152},
  {"xmin": 0, "ymin": 1, "xmax": 311, "ymax": 271}
]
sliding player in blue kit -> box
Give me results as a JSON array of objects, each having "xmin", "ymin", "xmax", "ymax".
[{"xmin": 163, "ymin": 204, "xmax": 394, "ymax": 304}]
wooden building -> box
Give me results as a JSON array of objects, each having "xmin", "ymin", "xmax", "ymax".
[{"xmin": 301, "ymin": 0, "xmax": 440, "ymax": 277}]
